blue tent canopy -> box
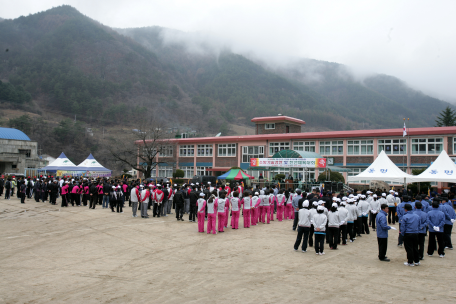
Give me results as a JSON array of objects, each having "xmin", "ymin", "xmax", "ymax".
[
  {"xmin": 39, "ymin": 152, "xmax": 81, "ymax": 171},
  {"xmin": 77, "ymin": 153, "xmax": 111, "ymax": 172}
]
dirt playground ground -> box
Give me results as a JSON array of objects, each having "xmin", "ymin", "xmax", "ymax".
[{"xmin": 0, "ymin": 196, "xmax": 455, "ymax": 304}]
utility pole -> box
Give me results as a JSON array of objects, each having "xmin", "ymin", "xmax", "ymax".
[{"xmin": 403, "ymin": 118, "xmax": 409, "ymax": 190}]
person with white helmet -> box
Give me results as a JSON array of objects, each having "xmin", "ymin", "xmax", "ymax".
[
  {"xmin": 308, "ymin": 201, "xmax": 318, "ymax": 247},
  {"xmin": 197, "ymin": 193, "xmax": 206, "ymax": 233},
  {"xmin": 358, "ymin": 195, "xmax": 371, "ymax": 235},
  {"xmin": 327, "ymin": 202, "xmax": 341, "ymax": 250},
  {"xmin": 294, "ymin": 200, "xmax": 311, "ymax": 252},
  {"xmin": 369, "ymin": 194, "xmax": 380, "ymax": 231},
  {"xmin": 139, "ymin": 185, "xmax": 149, "ymax": 218},
  {"xmin": 337, "ymin": 200, "xmax": 349, "ymax": 245},
  {"xmin": 346, "ymin": 199, "xmax": 358, "ymax": 242},
  {"xmin": 313, "ymin": 205, "xmax": 328, "ymax": 255},
  {"xmin": 386, "ymin": 191, "xmax": 396, "ymax": 224},
  {"xmin": 251, "ymin": 192, "xmax": 260, "ymax": 226}
]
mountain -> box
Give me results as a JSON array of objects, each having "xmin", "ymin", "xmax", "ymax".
[{"xmin": 0, "ymin": 5, "xmax": 454, "ymax": 137}]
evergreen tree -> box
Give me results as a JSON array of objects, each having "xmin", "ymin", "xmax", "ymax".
[{"xmin": 435, "ymin": 106, "xmax": 456, "ymax": 127}]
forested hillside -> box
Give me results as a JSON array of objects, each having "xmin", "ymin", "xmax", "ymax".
[{"xmin": 1, "ymin": 5, "xmax": 455, "ymax": 138}]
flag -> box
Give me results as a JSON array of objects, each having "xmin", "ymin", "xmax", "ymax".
[{"xmin": 403, "ymin": 122, "xmax": 407, "ymax": 137}]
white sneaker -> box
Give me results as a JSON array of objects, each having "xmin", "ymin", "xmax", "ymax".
[
  {"xmin": 414, "ymin": 262, "xmax": 420, "ymax": 266},
  {"xmin": 427, "ymin": 254, "xmax": 433, "ymax": 256},
  {"xmin": 294, "ymin": 248, "xmax": 298, "ymax": 251},
  {"xmin": 321, "ymin": 252, "xmax": 325, "ymax": 255},
  {"xmin": 316, "ymin": 252, "xmax": 319, "ymax": 255},
  {"xmin": 302, "ymin": 250, "xmax": 307, "ymax": 253},
  {"xmin": 404, "ymin": 262, "xmax": 414, "ymax": 267},
  {"xmin": 350, "ymin": 240, "xmax": 353, "ymax": 243},
  {"xmin": 439, "ymin": 254, "xmax": 444, "ymax": 258}
]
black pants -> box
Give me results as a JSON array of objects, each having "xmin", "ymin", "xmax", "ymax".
[
  {"xmin": 377, "ymin": 237, "xmax": 388, "ymax": 260},
  {"xmin": 309, "ymin": 225, "xmax": 314, "ymax": 247},
  {"xmin": 116, "ymin": 200, "xmax": 123, "ymax": 213},
  {"xmin": 5, "ymin": 188, "xmax": 11, "ymax": 199},
  {"xmin": 110, "ymin": 199, "xmax": 117, "ymax": 212},
  {"xmin": 293, "ymin": 211, "xmax": 299, "ymax": 230},
  {"xmin": 98, "ymin": 194, "xmax": 103, "ymax": 205},
  {"xmin": 189, "ymin": 205, "xmax": 196, "ymax": 221},
  {"xmin": 34, "ymin": 191, "xmax": 40, "ymax": 202},
  {"xmin": 404, "ymin": 233, "xmax": 420, "ymax": 264},
  {"xmin": 444, "ymin": 224, "xmax": 453, "ymax": 249},
  {"xmin": 347, "ymin": 222, "xmax": 355, "ymax": 241},
  {"xmin": 371, "ymin": 213, "xmax": 377, "ymax": 229},
  {"xmin": 427, "ymin": 232, "xmax": 445, "ymax": 256},
  {"xmin": 90, "ymin": 194, "xmax": 97, "ymax": 209},
  {"xmin": 397, "ymin": 223, "xmax": 404, "ymax": 245},
  {"xmin": 314, "ymin": 234, "xmax": 325, "ymax": 253},
  {"xmin": 176, "ymin": 204, "xmax": 184, "ymax": 219},
  {"xmin": 82, "ymin": 194, "xmax": 89, "ymax": 206},
  {"xmin": 327, "ymin": 227, "xmax": 339, "ymax": 249},
  {"xmin": 418, "ymin": 233, "xmax": 426, "ymax": 259},
  {"xmin": 50, "ymin": 193, "xmax": 57, "ymax": 205},
  {"xmin": 339, "ymin": 224, "xmax": 347, "ymax": 244},
  {"xmin": 153, "ymin": 203, "xmax": 162, "ymax": 217},
  {"xmin": 61, "ymin": 194, "xmax": 68, "ymax": 207},
  {"xmin": 361, "ymin": 217, "xmax": 369, "ymax": 234},
  {"xmin": 20, "ymin": 192, "xmax": 26, "ymax": 204},
  {"xmin": 388, "ymin": 207, "xmax": 396, "ymax": 224},
  {"xmin": 294, "ymin": 226, "xmax": 310, "ymax": 251}
]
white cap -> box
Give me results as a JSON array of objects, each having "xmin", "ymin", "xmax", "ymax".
[
  {"xmin": 342, "ymin": 196, "xmax": 347, "ymax": 201},
  {"xmin": 312, "ymin": 201, "xmax": 319, "ymax": 206},
  {"xmin": 349, "ymin": 194, "xmax": 354, "ymax": 198},
  {"xmin": 174, "ymin": 184, "xmax": 177, "ymax": 186},
  {"xmin": 353, "ymin": 197, "xmax": 358, "ymax": 201},
  {"xmin": 332, "ymin": 202, "xmax": 338, "ymax": 208},
  {"xmin": 302, "ymin": 200, "xmax": 309, "ymax": 207},
  {"xmin": 208, "ymin": 182, "xmax": 211, "ymax": 184},
  {"xmin": 254, "ymin": 192, "xmax": 259, "ymax": 195},
  {"xmin": 191, "ymin": 183, "xmax": 194, "ymax": 186},
  {"xmin": 366, "ymin": 191, "xmax": 372, "ymax": 194},
  {"xmin": 156, "ymin": 184, "xmax": 161, "ymax": 187},
  {"xmin": 199, "ymin": 193, "xmax": 205, "ymax": 197},
  {"xmin": 340, "ymin": 201, "xmax": 346, "ymax": 206},
  {"xmin": 196, "ymin": 183, "xmax": 199, "ymax": 185},
  {"xmin": 389, "ymin": 190, "xmax": 394, "ymax": 193},
  {"xmin": 317, "ymin": 205, "xmax": 325, "ymax": 211},
  {"xmin": 361, "ymin": 195, "xmax": 366, "ymax": 199},
  {"xmin": 382, "ymin": 193, "xmax": 386, "ymax": 197},
  {"xmin": 260, "ymin": 190, "xmax": 265, "ymax": 195},
  {"xmin": 395, "ymin": 192, "xmax": 398, "ymax": 195},
  {"xmin": 373, "ymin": 194, "xmax": 377, "ymax": 198},
  {"xmin": 112, "ymin": 186, "xmax": 116, "ymax": 189},
  {"xmin": 332, "ymin": 197, "xmax": 337, "ymax": 201},
  {"xmin": 318, "ymin": 200, "xmax": 324, "ymax": 205},
  {"xmin": 140, "ymin": 185, "xmax": 144, "ymax": 188},
  {"xmin": 347, "ymin": 198, "xmax": 354, "ymax": 203},
  {"xmin": 357, "ymin": 194, "xmax": 362, "ymax": 197}
]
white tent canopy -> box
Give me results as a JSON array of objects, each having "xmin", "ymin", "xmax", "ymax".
[
  {"xmin": 406, "ymin": 150, "xmax": 456, "ymax": 183},
  {"xmin": 348, "ymin": 150, "xmax": 414, "ymax": 183},
  {"xmin": 40, "ymin": 152, "xmax": 80, "ymax": 171}
]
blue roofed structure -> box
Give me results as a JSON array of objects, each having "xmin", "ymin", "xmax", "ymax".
[{"xmin": 0, "ymin": 127, "xmax": 31, "ymax": 141}]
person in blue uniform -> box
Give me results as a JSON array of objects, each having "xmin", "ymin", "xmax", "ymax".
[
  {"xmin": 441, "ymin": 197, "xmax": 455, "ymax": 250},
  {"xmin": 427, "ymin": 200, "xmax": 446, "ymax": 258},
  {"xmin": 414, "ymin": 202, "xmax": 428, "ymax": 260},
  {"xmin": 376, "ymin": 204, "xmax": 396, "ymax": 262},
  {"xmin": 401, "ymin": 204, "xmax": 420, "ymax": 266}
]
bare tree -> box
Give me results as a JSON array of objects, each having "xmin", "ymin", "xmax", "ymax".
[{"xmin": 108, "ymin": 118, "xmax": 176, "ymax": 178}]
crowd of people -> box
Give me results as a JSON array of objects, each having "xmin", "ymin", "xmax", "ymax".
[{"xmin": 1, "ymin": 175, "xmax": 455, "ymax": 266}]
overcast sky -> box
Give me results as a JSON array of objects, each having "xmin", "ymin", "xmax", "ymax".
[{"xmin": 2, "ymin": 0, "xmax": 456, "ymax": 102}]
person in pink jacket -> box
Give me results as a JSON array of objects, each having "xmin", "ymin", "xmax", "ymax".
[
  {"xmin": 251, "ymin": 192, "xmax": 260, "ymax": 226},
  {"xmin": 206, "ymin": 194, "xmax": 218, "ymax": 234},
  {"xmin": 241, "ymin": 191, "xmax": 252, "ymax": 228},
  {"xmin": 268, "ymin": 189, "xmax": 276, "ymax": 222},
  {"xmin": 230, "ymin": 191, "xmax": 241, "ymax": 229},
  {"xmin": 217, "ymin": 193, "xmax": 227, "ymax": 232},
  {"xmin": 197, "ymin": 193, "xmax": 206, "ymax": 233},
  {"xmin": 61, "ymin": 181, "xmax": 69, "ymax": 207},
  {"xmin": 276, "ymin": 189, "xmax": 286, "ymax": 221}
]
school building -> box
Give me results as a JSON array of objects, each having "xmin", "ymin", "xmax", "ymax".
[{"xmin": 139, "ymin": 115, "xmax": 456, "ymax": 186}]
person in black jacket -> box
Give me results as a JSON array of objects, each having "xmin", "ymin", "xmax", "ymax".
[
  {"xmin": 34, "ymin": 180, "xmax": 41, "ymax": 202},
  {"xmin": 102, "ymin": 182, "xmax": 111, "ymax": 209},
  {"xmin": 89, "ymin": 182, "xmax": 98, "ymax": 209},
  {"xmin": 48, "ymin": 180, "xmax": 59, "ymax": 205},
  {"xmin": 189, "ymin": 186, "xmax": 199, "ymax": 222},
  {"xmin": 174, "ymin": 187, "xmax": 185, "ymax": 221},
  {"xmin": 0, "ymin": 177, "xmax": 4, "ymax": 197},
  {"xmin": 20, "ymin": 181, "xmax": 27, "ymax": 204}
]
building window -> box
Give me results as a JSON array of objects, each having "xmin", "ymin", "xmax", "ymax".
[
  {"xmin": 179, "ymin": 145, "xmax": 194, "ymax": 157},
  {"xmin": 378, "ymin": 139, "xmax": 406, "ymax": 155},
  {"xmin": 196, "ymin": 166, "xmax": 212, "ymax": 175},
  {"xmin": 159, "ymin": 146, "xmax": 173, "ymax": 157},
  {"xmin": 293, "ymin": 141, "xmax": 315, "ymax": 152},
  {"xmin": 269, "ymin": 142, "xmax": 290, "ymax": 156},
  {"xmin": 180, "ymin": 166, "xmax": 194, "ymax": 178},
  {"xmin": 265, "ymin": 123, "xmax": 275, "ymax": 130},
  {"xmin": 347, "ymin": 140, "xmax": 373, "ymax": 155},
  {"xmin": 218, "ymin": 144, "xmax": 236, "ymax": 157},
  {"xmin": 19, "ymin": 149, "xmax": 31, "ymax": 158},
  {"xmin": 292, "ymin": 168, "xmax": 315, "ymax": 181},
  {"xmin": 158, "ymin": 167, "xmax": 173, "ymax": 177},
  {"xmin": 348, "ymin": 168, "xmax": 368, "ymax": 184},
  {"xmin": 319, "ymin": 141, "xmax": 343, "ymax": 155},
  {"xmin": 12, "ymin": 164, "xmax": 17, "ymax": 169},
  {"xmin": 412, "ymin": 138, "xmax": 443, "ymax": 154},
  {"xmin": 242, "ymin": 146, "xmax": 264, "ymax": 163},
  {"xmin": 197, "ymin": 144, "xmax": 213, "ymax": 157}
]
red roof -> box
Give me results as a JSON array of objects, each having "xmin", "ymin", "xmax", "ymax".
[
  {"xmin": 137, "ymin": 126, "xmax": 456, "ymax": 145},
  {"xmin": 251, "ymin": 116, "xmax": 305, "ymax": 125}
]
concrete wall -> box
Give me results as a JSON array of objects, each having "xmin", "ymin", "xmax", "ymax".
[{"xmin": 0, "ymin": 139, "xmax": 40, "ymax": 174}]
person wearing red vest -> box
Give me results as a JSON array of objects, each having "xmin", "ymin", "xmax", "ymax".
[
  {"xmin": 140, "ymin": 185, "xmax": 150, "ymax": 218},
  {"xmin": 154, "ymin": 185, "xmax": 164, "ymax": 217},
  {"xmin": 130, "ymin": 183, "xmax": 140, "ymax": 217}
]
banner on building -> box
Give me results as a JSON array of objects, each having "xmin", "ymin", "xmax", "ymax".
[
  {"xmin": 56, "ymin": 170, "xmax": 111, "ymax": 177},
  {"xmin": 250, "ymin": 158, "xmax": 326, "ymax": 168}
]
